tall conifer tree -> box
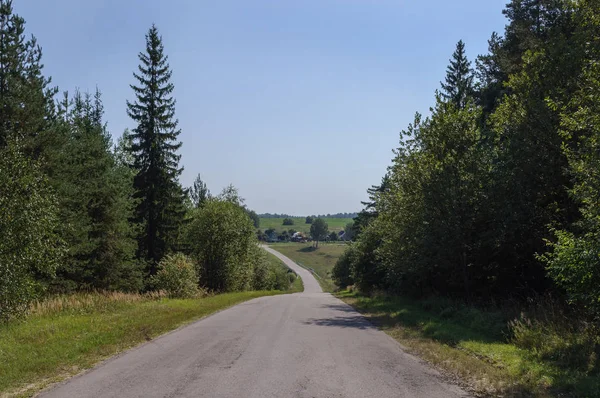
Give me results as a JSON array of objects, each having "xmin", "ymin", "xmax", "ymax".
[
  {"xmin": 0, "ymin": 0, "xmax": 56, "ymax": 153},
  {"xmin": 127, "ymin": 25, "xmax": 185, "ymax": 272},
  {"xmin": 441, "ymin": 40, "xmax": 474, "ymax": 109}
]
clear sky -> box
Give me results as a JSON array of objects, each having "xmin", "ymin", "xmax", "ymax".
[{"xmin": 16, "ymin": 0, "xmax": 508, "ymax": 216}]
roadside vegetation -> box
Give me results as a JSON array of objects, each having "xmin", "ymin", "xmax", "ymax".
[
  {"xmin": 0, "ymin": 3, "xmax": 303, "ymax": 394},
  {"xmin": 331, "ymin": 1, "xmax": 600, "ymax": 396},
  {"xmin": 0, "ymin": 290, "xmax": 287, "ymax": 397},
  {"xmin": 338, "ymin": 291, "xmax": 600, "ymax": 397}
]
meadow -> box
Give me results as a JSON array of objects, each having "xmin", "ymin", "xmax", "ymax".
[
  {"xmin": 267, "ymin": 242, "xmax": 347, "ymax": 292},
  {"xmin": 259, "ymin": 217, "xmax": 353, "ymax": 234}
]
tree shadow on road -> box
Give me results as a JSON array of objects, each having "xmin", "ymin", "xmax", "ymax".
[{"xmin": 302, "ymin": 315, "xmax": 375, "ymax": 330}]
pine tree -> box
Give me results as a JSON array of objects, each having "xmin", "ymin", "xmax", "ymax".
[
  {"xmin": 440, "ymin": 40, "xmax": 474, "ymax": 109},
  {"xmin": 127, "ymin": 25, "xmax": 185, "ymax": 272},
  {"xmin": 0, "ymin": 0, "xmax": 56, "ymax": 153}
]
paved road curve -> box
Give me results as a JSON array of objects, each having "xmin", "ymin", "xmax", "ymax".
[{"xmin": 40, "ymin": 247, "xmax": 468, "ymax": 398}]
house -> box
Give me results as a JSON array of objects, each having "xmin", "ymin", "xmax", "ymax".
[{"xmin": 291, "ymin": 232, "xmax": 307, "ymax": 243}]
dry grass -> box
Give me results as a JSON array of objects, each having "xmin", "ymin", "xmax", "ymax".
[{"xmin": 28, "ymin": 291, "xmax": 168, "ymax": 317}]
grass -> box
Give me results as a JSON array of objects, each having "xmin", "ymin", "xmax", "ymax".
[
  {"xmin": 336, "ymin": 291, "xmax": 600, "ymax": 397},
  {"xmin": 259, "ymin": 217, "xmax": 353, "ymax": 234},
  {"xmin": 0, "ymin": 290, "xmax": 288, "ymax": 397},
  {"xmin": 267, "ymin": 242, "xmax": 347, "ymax": 292}
]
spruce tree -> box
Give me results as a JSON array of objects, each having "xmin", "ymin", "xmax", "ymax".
[
  {"xmin": 51, "ymin": 90, "xmax": 142, "ymax": 292},
  {"xmin": 0, "ymin": 0, "xmax": 56, "ymax": 153},
  {"xmin": 127, "ymin": 25, "xmax": 185, "ymax": 272},
  {"xmin": 440, "ymin": 40, "xmax": 474, "ymax": 109},
  {"xmin": 189, "ymin": 173, "xmax": 211, "ymax": 208}
]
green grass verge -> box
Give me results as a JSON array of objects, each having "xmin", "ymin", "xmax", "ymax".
[
  {"xmin": 268, "ymin": 242, "xmax": 346, "ymax": 292},
  {"xmin": 0, "ymin": 290, "xmax": 287, "ymax": 397},
  {"xmin": 259, "ymin": 217, "xmax": 352, "ymax": 234},
  {"xmin": 336, "ymin": 291, "xmax": 600, "ymax": 397}
]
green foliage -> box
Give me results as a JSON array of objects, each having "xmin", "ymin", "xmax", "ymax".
[
  {"xmin": 309, "ymin": 218, "xmax": 328, "ymax": 247},
  {"xmin": 440, "ymin": 40, "xmax": 474, "ymax": 109},
  {"xmin": 185, "ymin": 200, "xmax": 260, "ymax": 292},
  {"xmin": 0, "ymin": 0, "xmax": 56, "ymax": 153},
  {"xmin": 246, "ymin": 209, "xmax": 260, "ymax": 228},
  {"xmin": 50, "ymin": 90, "xmax": 142, "ymax": 293},
  {"xmin": 0, "ymin": 143, "xmax": 63, "ymax": 321},
  {"xmin": 305, "ymin": 216, "xmax": 313, "ymax": 224},
  {"xmin": 332, "ymin": 245, "xmax": 355, "ymax": 288},
  {"xmin": 254, "ymin": 252, "xmax": 296, "ymax": 291},
  {"xmin": 127, "ymin": 24, "xmax": 186, "ymax": 270},
  {"xmin": 282, "ymin": 218, "xmax": 294, "ymax": 226},
  {"xmin": 151, "ymin": 253, "xmax": 200, "ymax": 298},
  {"xmin": 189, "ymin": 174, "xmax": 211, "ymax": 208},
  {"xmin": 343, "ymin": 222, "xmax": 355, "ymax": 241},
  {"xmin": 542, "ymin": 1, "xmax": 600, "ymax": 318},
  {"xmin": 342, "ymin": 0, "xmax": 596, "ymax": 306},
  {"xmin": 328, "ymin": 231, "xmax": 338, "ymax": 242}
]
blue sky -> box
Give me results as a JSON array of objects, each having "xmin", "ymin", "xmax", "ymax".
[{"xmin": 16, "ymin": 0, "xmax": 508, "ymax": 215}]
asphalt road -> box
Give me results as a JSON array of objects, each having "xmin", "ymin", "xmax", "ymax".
[{"xmin": 40, "ymin": 246, "xmax": 468, "ymax": 398}]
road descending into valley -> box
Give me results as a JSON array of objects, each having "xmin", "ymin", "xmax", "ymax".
[{"xmin": 40, "ymin": 247, "xmax": 468, "ymax": 398}]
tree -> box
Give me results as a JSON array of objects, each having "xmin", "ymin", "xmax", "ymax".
[
  {"xmin": 305, "ymin": 216, "xmax": 314, "ymax": 224},
  {"xmin": 310, "ymin": 218, "xmax": 328, "ymax": 248},
  {"xmin": 328, "ymin": 231, "xmax": 338, "ymax": 242},
  {"xmin": 246, "ymin": 210, "xmax": 260, "ymax": 228},
  {"xmin": 542, "ymin": 0, "xmax": 600, "ymax": 317},
  {"xmin": 218, "ymin": 184, "xmax": 244, "ymax": 207},
  {"xmin": 0, "ymin": 143, "xmax": 63, "ymax": 321},
  {"xmin": 126, "ymin": 24, "xmax": 186, "ymax": 271},
  {"xmin": 0, "ymin": 0, "xmax": 57, "ymax": 154},
  {"xmin": 440, "ymin": 40, "xmax": 474, "ymax": 109},
  {"xmin": 185, "ymin": 200, "xmax": 261, "ymax": 292},
  {"xmin": 343, "ymin": 222, "xmax": 355, "ymax": 241},
  {"xmin": 282, "ymin": 218, "xmax": 294, "ymax": 226},
  {"xmin": 189, "ymin": 174, "xmax": 210, "ymax": 208},
  {"xmin": 51, "ymin": 89, "xmax": 142, "ymax": 292}
]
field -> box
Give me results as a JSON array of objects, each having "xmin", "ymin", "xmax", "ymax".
[
  {"xmin": 0, "ymin": 290, "xmax": 289, "ymax": 397},
  {"xmin": 267, "ymin": 242, "xmax": 347, "ymax": 292},
  {"xmin": 259, "ymin": 217, "xmax": 353, "ymax": 234}
]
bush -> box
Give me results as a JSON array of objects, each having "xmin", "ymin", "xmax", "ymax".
[
  {"xmin": 283, "ymin": 218, "xmax": 294, "ymax": 226},
  {"xmin": 185, "ymin": 200, "xmax": 260, "ymax": 292},
  {"xmin": 151, "ymin": 253, "xmax": 200, "ymax": 298},
  {"xmin": 253, "ymin": 256, "xmax": 292, "ymax": 291},
  {"xmin": 333, "ymin": 245, "xmax": 355, "ymax": 288},
  {"xmin": 0, "ymin": 144, "xmax": 63, "ymax": 322},
  {"xmin": 305, "ymin": 216, "xmax": 314, "ymax": 224}
]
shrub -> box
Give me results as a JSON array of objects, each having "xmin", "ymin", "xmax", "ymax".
[
  {"xmin": 305, "ymin": 216, "xmax": 314, "ymax": 224},
  {"xmin": 283, "ymin": 218, "xmax": 294, "ymax": 226},
  {"xmin": 333, "ymin": 245, "xmax": 355, "ymax": 288},
  {"xmin": 185, "ymin": 200, "xmax": 259, "ymax": 292},
  {"xmin": 151, "ymin": 253, "xmax": 200, "ymax": 298},
  {"xmin": 0, "ymin": 144, "xmax": 63, "ymax": 322}
]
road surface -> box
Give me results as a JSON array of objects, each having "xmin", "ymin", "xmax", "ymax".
[{"xmin": 40, "ymin": 246, "xmax": 468, "ymax": 398}]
